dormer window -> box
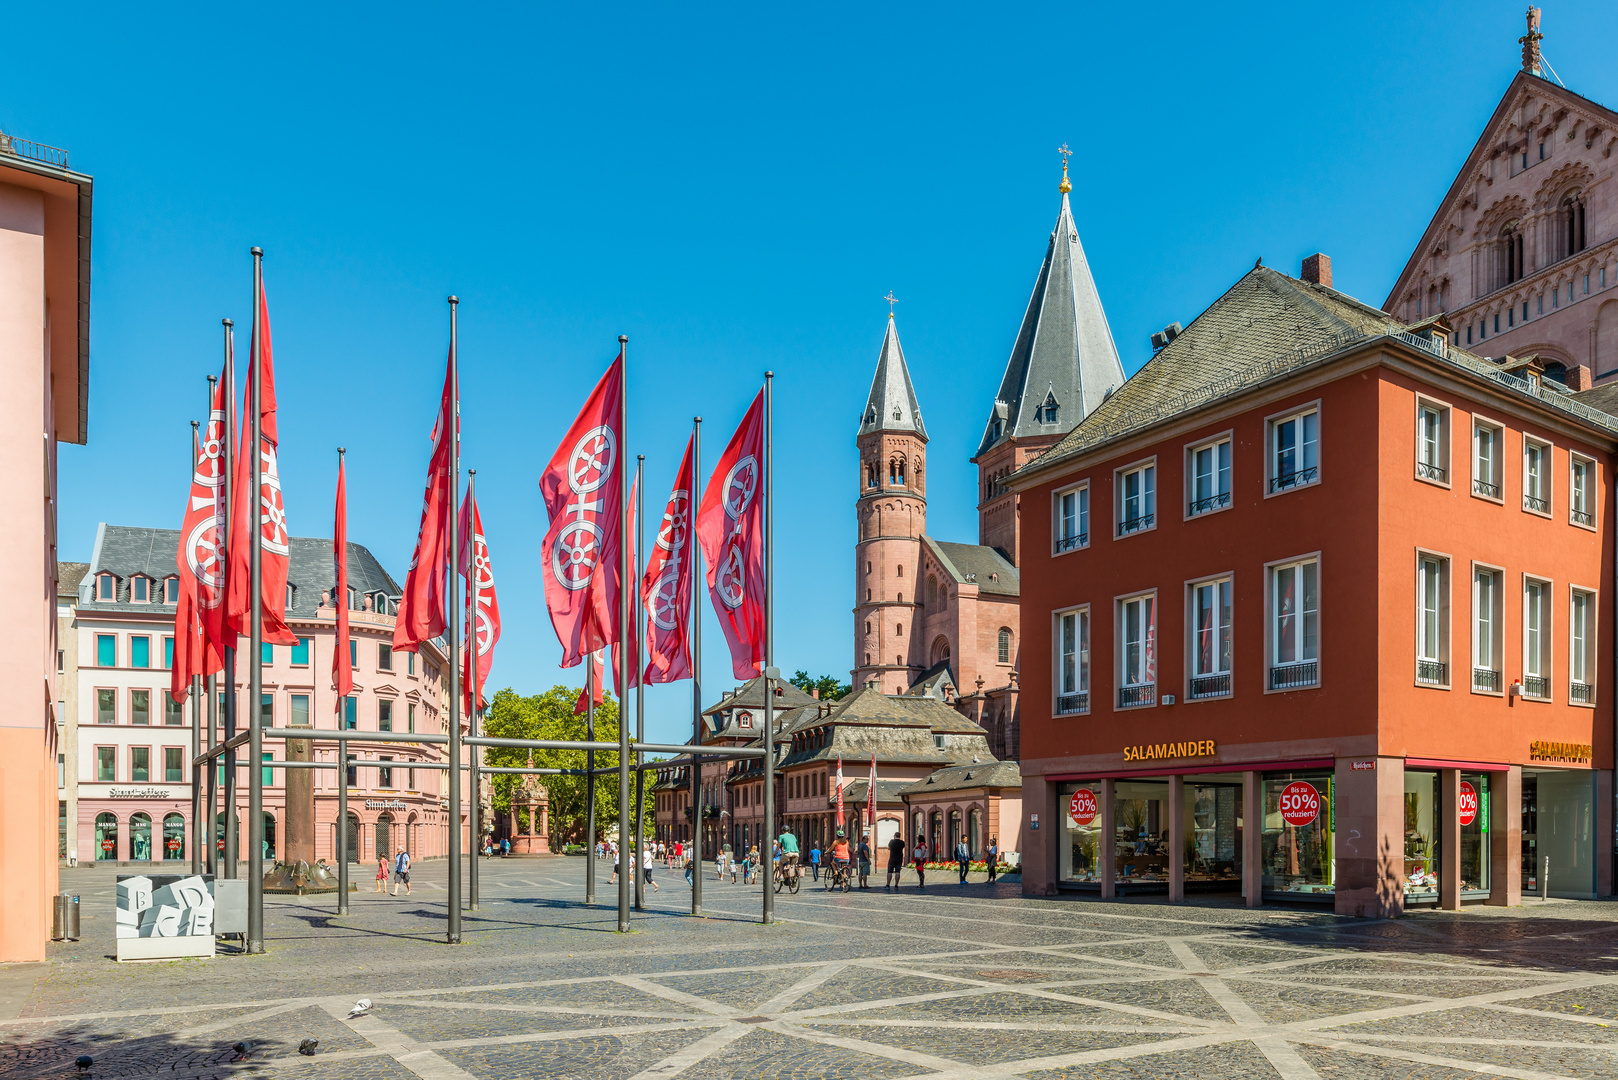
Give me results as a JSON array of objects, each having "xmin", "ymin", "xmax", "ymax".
[
  {"xmin": 284, "ymin": 583, "xmax": 296, "ymax": 610},
  {"xmin": 97, "ymin": 573, "xmax": 116, "ymax": 601},
  {"xmin": 164, "ymin": 575, "xmax": 180, "ymax": 603},
  {"xmin": 991, "ymin": 418, "xmax": 1004, "ymax": 440},
  {"xmin": 1038, "ymin": 393, "xmax": 1059, "ymax": 425},
  {"xmin": 131, "ymin": 576, "xmax": 150, "ymax": 603}
]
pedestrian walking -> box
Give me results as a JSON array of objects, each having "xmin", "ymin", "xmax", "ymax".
[
  {"xmin": 955, "ymin": 838, "xmax": 971, "ymax": 884},
  {"xmin": 642, "ymin": 846, "xmax": 659, "ymax": 893},
  {"xmin": 810, "ymin": 843, "xmax": 821, "ymax": 880},
  {"xmin": 684, "ymin": 852, "xmax": 694, "ymax": 885},
  {"xmin": 857, "ymin": 834, "xmax": 872, "ymax": 889},
  {"xmin": 885, "ymin": 832, "xmax": 906, "ymax": 890},
  {"xmin": 392, "ymin": 847, "xmax": 412, "ymax": 895},
  {"xmin": 986, "ymin": 837, "xmax": 999, "ymax": 883},
  {"xmin": 610, "ymin": 845, "xmax": 621, "ymax": 885},
  {"xmin": 374, "ymin": 855, "xmax": 388, "ymax": 893},
  {"xmin": 913, "ymin": 838, "xmax": 928, "ymax": 889}
]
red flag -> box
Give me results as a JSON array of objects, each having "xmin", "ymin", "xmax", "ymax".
[
  {"xmin": 835, "ymin": 755, "xmax": 845, "ymax": 827},
  {"xmin": 696, "ymin": 390, "xmax": 765, "ymax": 679},
  {"xmin": 225, "ymin": 280, "xmax": 296, "ymax": 645},
  {"xmin": 541, "ymin": 351, "xmax": 625, "ymax": 667},
  {"xmin": 573, "ymin": 649, "xmax": 605, "ymax": 715},
  {"xmin": 169, "ymin": 564, "xmax": 200, "ymax": 705},
  {"xmin": 459, "ymin": 492, "xmax": 501, "ymax": 715},
  {"xmin": 867, "ymin": 752, "xmax": 877, "ymax": 832},
  {"xmin": 333, "ymin": 455, "xmax": 352, "ymax": 705},
  {"xmin": 178, "ymin": 377, "xmax": 232, "ymax": 673},
  {"xmin": 642, "ymin": 437, "xmax": 694, "ymax": 684},
  {"xmin": 611, "ymin": 473, "xmax": 643, "ymax": 692},
  {"xmin": 394, "ymin": 352, "xmax": 456, "ymax": 653}
]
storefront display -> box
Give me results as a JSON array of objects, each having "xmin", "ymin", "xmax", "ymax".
[
  {"xmin": 1459, "ymin": 773, "xmax": 1490, "ymax": 898},
  {"xmin": 1184, "ymin": 782, "xmax": 1242, "ymax": 889},
  {"xmin": 1403, "ymin": 771, "xmax": 1440, "ymax": 902},
  {"xmin": 1262, "ymin": 771, "xmax": 1334, "ymax": 899},
  {"xmin": 1059, "ymin": 784, "xmax": 1101, "ymax": 882},
  {"xmin": 1114, "ymin": 781, "xmax": 1169, "ymax": 885},
  {"xmin": 1522, "ymin": 770, "xmax": 1596, "ymax": 898}
]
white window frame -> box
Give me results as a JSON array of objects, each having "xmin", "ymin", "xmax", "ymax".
[
  {"xmin": 1414, "ymin": 397, "xmax": 1451, "ymax": 488},
  {"xmin": 1265, "ymin": 402, "xmax": 1322, "ymax": 497},
  {"xmin": 1471, "ymin": 417, "xmax": 1504, "ymax": 503},
  {"xmin": 1053, "ymin": 605, "xmax": 1090, "ymax": 716},
  {"xmin": 1569, "ymin": 585, "xmax": 1597, "ymax": 706},
  {"xmin": 1523, "ymin": 437, "xmax": 1552, "ymax": 517},
  {"xmin": 1186, "ymin": 574, "xmax": 1233, "ymax": 700},
  {"xmin": 1471, "ymin": 562, "xmax": 1504, "ymax": 695},
  {"xmin": 130, "ymin": 575, "xmax": 150, "ymax": 603},
  {"xmin": 1522, "ymin": 575, "xmax": 1552, "ymax": 699},
  {"xmin": 1569, "ymin": 452, "xmax": 1596, "ymax": 530},
  {"xmin": 1265, "ymin": 554, "xmax": 1320, "ymax": 691},
  {"xmin": 164, "ymin": 575, "xmax": 180, "ymax": 604},
  {"xmin": 1114, "ymin": 459, "xmax": 1157, "ymax": 539},
  {"xmin": 1184, "ymin": 431, "xmax": 1234, "ymax": 519},
  {"xmin": 1115, "ymin": 591, "xmax": 1157, "ymax": 708},
  {"xmin": 1414, "ymin": 550, "xmax": 1451, "ymax": 688},
  {"xmin": 1053, "ymin": 481, "xmax": 1090, "ymax": 555}
]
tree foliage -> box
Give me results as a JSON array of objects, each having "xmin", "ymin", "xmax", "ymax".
[{"xmin": 791, "ymin": 670, "xmax": 851, "ymax": 701}]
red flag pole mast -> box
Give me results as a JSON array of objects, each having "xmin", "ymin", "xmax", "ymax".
[
  {"xmin": 633, "ymin": 455, "xmax": 645, "ymax": 913},
  {"xmin": 690, "ymin": 417, "xmax": 703, "ymax": 917},
  {"xmin": 247, "ymin": 247, "xmax": 266, "ymax": 955},
  {"xmin": 204, "ymin": 373, "xmax": 219, "ymax": 878},
  {"xmin": 334, "ymin": 447, "xmax": 349, "ymax": 914},
  {"xmin": 467, "ymin": 468, "xmax": 480, "ymax": 912},
  {"xmin": 616, "ymin": 335, "xmax": 631, "ymax": 934},
  {"xmin": 761, "ymin": 371, "xmax": 775, "ymax": 925},
  {"xmin": 190, "ymin": 419, "xmax": 204, "ymax": 875},
  {"xmin": 446, "ymin": 296, "xmax": 463, "ymax": 945},
  {"xmin": 222, "ymin": 321, "xmax": 239, "ymax": 882}
]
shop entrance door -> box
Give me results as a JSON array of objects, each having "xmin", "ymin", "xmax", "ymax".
[{"xmin": 1522, "ymin": 770, "xmax": 1596, "ymax": 898}]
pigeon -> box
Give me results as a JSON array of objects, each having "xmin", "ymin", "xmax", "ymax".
[
  {"xmin": 75, "ymin": 1056, "xmax": 92, "ymax": 1072},
  {"xmin": 347, "ymin": 999, "xmax": 372, "ymax": 1018},
  {"xmin": 297, "ymin": 1039, "xmax": 319, "ymax": 1057},
  {"xmin": 230, "ymin": 1041, "xmax": 255, "ymax": 1061}
]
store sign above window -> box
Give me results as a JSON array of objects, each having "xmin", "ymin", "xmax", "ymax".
[
  {"xmin": 1123, "ymin": 740, "xmax": 1216, "ymax": 763},
  {"xmin": 365, "ymin": 799, "xmax": 408, "ymax": 810},
  {"xmin": 108, "ymin": 787, "xmax": 172, "ymax": 799},
  {"xmin": 1529, "ymin": 741, "xmax": 1592, "ymax": 763}
]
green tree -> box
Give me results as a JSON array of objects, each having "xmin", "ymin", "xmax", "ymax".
[
  {"xmin": 791, "ymin": 670, "xmax": 851, "ymax": 701},
  {"xmin": 482, "ymin": 686, "xmax": 654, "ymax": 850}
]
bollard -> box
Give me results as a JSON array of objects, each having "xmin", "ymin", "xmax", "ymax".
[
  {"xmin": 51, "ymin": 895, "xmax": 65, "ymax": 941},
  {"xmin": 1542, "ymin": 856, "xmax": 1550, "ymax": 902}
]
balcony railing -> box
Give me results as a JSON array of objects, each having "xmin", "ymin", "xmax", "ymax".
[
  {"xmin": 1416, "ymin": 461, "xmax": 1448, "ymax": 482},
  {"xmin": 1117, "ymin": 513, "xmax": 1155, "ymax": 536},
  {"xmin": 1188, "ymin": 492, "xmax": 1231, "ymax": 516},
  {"xmin": 0, "ymin": 133, "xmax": 70, "ymax": 170},
  {"xmin": 1473, "ymin": 667, "xmax": 1501, "ymax": 693},
  {"xmin": 1572, "ymin": 507, "xmax": 1594, "ymax": 526},
  {"xmin": 1189, "ymin": 672, "xmax": 1231, "ymax": 699},
  {"xmin": 1524, "ymin": 494, "xmax": 1549, "ymax": 513},
  {"xmin": 1055, "ymin": 532, "xmax": 1088, "ymax": 553},
  {"xmin": 1522, "ymin": 674, "xmax": 1549, "ymax": 699},
  {"xmin": 1472, "ymin": 478, "xmax": 1501, "ymax": 498},
  {"xmin": 1570, "ymin": 681, "xmax": 1593, "ymax": 704},
  {"xmin": 1269, "ymin": 466, "xmax": 1319, "ymax": 493},
  {"xmin": 1118, "ymin": 684, "xmax": 1156, "ymax": 708},
  {"xmin": 1056, "ymin": 692, "xmax": 1089, "ymax": 715},
  {"xmin": 1268, "ymin": 660, "xmax": 1318, "ymax": 690},
  {"xmin": 1416, "ymin": 659, "xmax": 1447, "ymax": 685}
]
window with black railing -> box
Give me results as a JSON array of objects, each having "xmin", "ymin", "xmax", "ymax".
[
  {"xmin": 1472, "ymin": 668, "xmax": 1501, "ymax": 693},
  {"xmin": 1570, "ymin": 681, "xmax": 1593, "ymax": 703},
  {"xmin": 1572, "ymin": 508, "xmax": 1593, "ymax": 525},
  {"xmin": 1416, "ymin": 659, "xmax": 1447, "ymax": 685},
  {"xmin": 1055, "ymin": 533, "xmax": 1088, "ymax": 552},
  {"xmin": 1189, "ymin": 672, "xmax": 1231, "ymax": 699},
  {"xmin": 1523, "ymin": 494, "xmax": 1549, "ymax": 513},
  {"xmin": 1187, "ymin": 492, "xmax": 1231, "ymax": 516},
  {"xmin": 1521, "ymin": 674, "xmax": 1549, "ymax": 699},
  {"xmin": 1056, "ymin": 692, "xmax": 1089, "ymax": 715},
  {"xmin": 1416, "ymin": 462, "xmax": 1447, "ymax": 482},
  {"xmin": 1118, "ymin": 684, "xmax": 1155, "ymax": 708},
  {"xmin": 1117, "ymin": 513, "xmax": 1155, "ymax": 536},
  {"xmin": 1472, "ymin": 478, "xmax": 1500, "ymax": 498},
  {"xmin": 1268, "ymin": 660, "xmax": 1318, "ymax": 690},
  {"xmin": 1269, "ymin": 466, "xmax": 1318, "ymax": 493}
]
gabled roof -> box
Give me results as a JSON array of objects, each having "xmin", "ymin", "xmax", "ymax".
[
  {"xmin": 898, "ymin": 760, "xmax": 1022, "ymax": 797},
  {"xmin": 975, "ymin": 187, "xmax": 1124, "ymax": 458},
  {"xmin": 922, "ymin": 536, "xmax": 1019, "ymax": 597},
  {"xmin": 701, "ymin": 676, "xmax": 816, "ymax": 717},
  {"xmin": 57, "ymin": 561, "xmax": 89, "ymax": 600},
  {"xmin": 858, "ymin": 316, "xmax": 926, "ymax": 439}
]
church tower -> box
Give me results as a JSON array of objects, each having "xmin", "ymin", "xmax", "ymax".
[
  {"xmin": 854, "ymin": 313, "xmax": 927, "ymax": 694},
  {"xmin": 973, "ymin": 153, "xmax": 1126, "ymax": 565}
]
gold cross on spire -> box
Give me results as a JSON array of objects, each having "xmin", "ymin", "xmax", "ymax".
[
  {"xmin": 884, "ymin": 291, "xmax": 898, "ymax": 318},
  {"xmin": 1057, "ymin": 142, "xmax": 1073, "ymax": 194}
]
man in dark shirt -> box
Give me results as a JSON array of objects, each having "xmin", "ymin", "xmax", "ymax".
[{"xmin": 885, "ymin": 833, "xmax": 906, "ymax": 891}]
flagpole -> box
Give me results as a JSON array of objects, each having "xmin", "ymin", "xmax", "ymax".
[
  {"xmin": 189, "ymin": 419, "xmax": 203, "ymax": 875},
  {"xmin": 690, "ymin": 417, "xmax": 703, "ymax": 917},
  {"xmin": 335, "ymin": 447, "xmax": 349, "ymax": 915},
  {"xmin": 247, "ymin": 247, "xmax": 266, "ymax": 955},
  {"xmin": 634, "ymin": 455, "xmax": 645, "ymax": 913},
  {"xmin": 616, "ymin": 334, "xmax": 631, "ymax": 934},
  {"xmin": 203, "ymin": 375, "xmax": 218, "ymax": 879},
  {"xmin": 467, "ymin": 468, "xmax": 480, "ymax": 912},
  {"xmin": 585, "ymin": 654, "xmax": 596, "ymax": 905},
  {"xmin": 222, "ymin": 321, "xmax": 238, "ymax": 882},
  {"xmin": 762, "ymin": 372, "xmax": 775, "ymax": 925},
  {"xmin": 446, "ymin": 296, "xmax": 463, "ymax": 946}
]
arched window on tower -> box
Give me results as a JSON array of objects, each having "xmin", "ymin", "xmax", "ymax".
[
  {"xmin": 998, "ymin": 627, "xmax": 1013, "ymax": 664},
  {"xmin": 1561, "ymin": 192, "xmax": 1587, "ymax": 259},
  {"xmin": 1502, "ymin": 221, "xmax": 1524, "ymax": 286},
  {"xmin": 896, "ymin": 623, "xmax": 903, "ymax": 636},
  {"xmin": 865, "ymin": 461, "xmax": 876, "ymax": 487},
  {"xmin": 864, "ymin": 620, "xmax": 871, "ymax": 634},
  {"xmin": 927, "ymin": 574, "xmax": 938, "ymax": 606}
]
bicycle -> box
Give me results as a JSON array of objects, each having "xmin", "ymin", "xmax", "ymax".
[
  {"xmin": 773, "ymin": 856, "xmax": 802, "ymax": 894},
  {"xmin": 825, "ymin": 859, "xmax": 852, "ymax": 893}
]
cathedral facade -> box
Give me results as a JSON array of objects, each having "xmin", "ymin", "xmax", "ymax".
[{"xmin": 852, "ymin": 162, "xmax": 1126, "ymax": 760}]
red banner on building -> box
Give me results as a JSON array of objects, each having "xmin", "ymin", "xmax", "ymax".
[
  {"xmin": 696, "ymin": 390, "xmax": 765, "ymax": 679},
  {"xmin": 642, "ymin": 437, "xmax": 694, "ymax": 684}
]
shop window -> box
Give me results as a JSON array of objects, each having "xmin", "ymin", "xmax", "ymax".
[
  {"xmin": 1523, "ymin": 439, "xmax": 1551, "ymax": 515},
  {"xmin": 131, "ymin": 636, "xmax": 150, "ymax": 668},
  {"xmin": 1187, "ymin": 435, "xmax": 1232, "ymax": 516},
  {"xmin": 1415, "ymin": 554, "xmax": 1450, "ymax": 686},
  {"xmin": 131, "ymin": 689, "xmax": 150, "ymax": 726},
  {"xmin": 95, "ymin": 812, "xmax": 118, "ymax": 860},
  {"xmin": 1522, "ymin": 771, "xmax": 1597, "ymax": 898},
  {"xmin": 131, "ymin": 746, "xmax": 150, "ymax": 782},
  {"xmin": 1268, "ymin": 407, "xmax": 1320, "ymax": 493},
  {"xmin": 1117, "ymin": 594, "xmax": 1155, "ymax": 708},
  {"xmin": 96, "ymin": 634, "xmax": 116, "ymax": 667},
  {"xmin": 1570, "ymin": 455, "xmax": 1595, "ymax": 527},
  {"xmin": 1054, "ymin": 608, "xmax": 1093, "ymax": 718},
  {"xmin": 1570, "ymin": 589, "xmax": 1595, "ymax": 703},
  {"xmin": 1403, "ymin": 771, "xmax": 1441, "ymax": 902},
  {"xmin": 164, "ymin": 696, "xmax": 183, "ymax": 725},
  {"xmin": 164, "ymin": 746, "xmax": 183, "ymax": 782},
  {"xmin": 127, "ymin": 812, "xmax": 152, "ymax": 861},
  {"xmin": 1523, "ymin": 577, "xmax": 1552, "ymax": 699},
  {"xmin": 163, "ymin": 813, "xmax": 185, "ymax": 860},
  {"xmin": 1262, "ymin": 771, "xmax": 1334, "ymax": 898},
  {"xmin": 1415, "ymin": 401, "xmax": 1449, "ymax": 484},
  {"xmin": 1268, "ymin": 559, "xmax": 1319, "ymax": 689},
  {"xmin": 291, "ymin": 637, "xmax": 310, "ymax": 665},
  {"xmin": 1115, "ymin": 461, "xmax": 1156, "ymax": 537},
  {"xmin": 1190, "ymin": 577, "xmax": 1233, "ymax": 699},
  {"xmin": 379, "ymin": 700, "xmax": 393, "ymax": 732},
  {"xmin": 1472, "ymin": 566, "xmax": 1503, "ymax": 693},
  {"xmin": 1054, "ymin": 482, "xmax": 1089, "ymax": 552}
]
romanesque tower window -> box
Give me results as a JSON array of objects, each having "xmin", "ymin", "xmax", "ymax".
[
  {"xmin": 1502, "ymin": 222, "xmax": 1524, "ymax": 285},
  {"xmin": 998, "ymin": 627, "xmax": 1013, "ymax": 663},
  {"xmin": 896, "ymin": 623, "xmax": 903, "ymax": 636},
  {"xmin": 1561, "ymin": 193, "xmax": 1587, "ymax": 258}
]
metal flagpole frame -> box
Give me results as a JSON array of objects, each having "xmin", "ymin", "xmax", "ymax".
[
  {"xmin": 446, "ymin": 296, "xmax": 463, "ymax": 945},
  {"xmin": 690, "ymin": 417, "xmax": 703, "ymax": 917},
  {"xmin": 222, "ymin": 322, "xmax": 238, "ymax": 882},
  {"xmin": 190, "ymin": 417, "xmax": 204, "ymax": 877},
  {"xmin": 634, "ymin": 455, "xmax": 645, "ymax": 912},
  {"xmin": 585, "ymin": 658, "xmax": 596, "ymax": 905},
  {"xmin": 204, "ymin": 372, "xmax": 220, "ymax": 879},
  {"xmin": 467, "ymin": 468, "xmax": 480, "ymax": 911},
  {"xmin": 247, "ymin": 247, "xmax": 266, "ymax": 954},
  {"xmin": 617, "ymin": 334, "xmax": 631, "ymax": 934},
  {"xmin": 335, "ymin": 448, "xmax": 349, "ymax": 915},
  {"xmin": 761, "ymin": 372, "xmax": 775, "ymax": 926}
]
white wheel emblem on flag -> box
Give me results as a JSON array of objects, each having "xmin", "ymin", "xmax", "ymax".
[
  {"xmin": 259, "ymin": 446, "xmax": 290, "ymax": 557},
  {"xmin": 656, "ymin": 491, "xmax": 690, "ymax": 554},
  {"xmin": 648, "ymin": 568, "xmax": 682, "ymax": 630},
  {"xmin": 715, "ymin": 540, "xmax": 746, "ymax": 610},
  {"xmin": 194, "ymin": 410, "xmax": 226, "ymax": 488},
  {"xmin": 470, "ymin": 535, "xmax": 495, "ymax": 592},
  {"xmin": 569, "ymin": 427, "xmax": 616, "ymax": 494},
  {"xmin": 472, "ymin": 602, "xmax": 495, "ymax": 656},
  {"xmin": 551, "ymin": 520, "xmax": 603, "ymax": 591},
  {"xmin": 722, "ymin": 456, "xmax": 758, "ymax": 520},
  {"xmin": 186, "ymin": 518, "xmax": 225, "ymax": 603}
]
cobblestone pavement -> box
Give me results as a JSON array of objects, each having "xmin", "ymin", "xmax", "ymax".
[{"xmin": 8, "ymin": 858, "xmax": 1618, "ymax": 1078}]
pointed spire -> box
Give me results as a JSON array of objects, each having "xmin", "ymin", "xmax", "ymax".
[
  {"xmin": 974, "ymin": 166, "xmax": 1125, "ymax": 458},
  {"xmin": 858, "ymin": 312, "xmax": 926, "ymax": 439}
]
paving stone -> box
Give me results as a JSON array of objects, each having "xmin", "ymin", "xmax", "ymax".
[
  {"xmin": 798, "ymin": 1022, "xmax": 1179, "ymax": 1066},
  {"xmin": 1022, "ymin": 1037, "xmax": 1282, "ymax": 1078},
  {"xmin": 647, "ymin": 966, "xmax": 812, "ymax": 1011},
  {"xmin": 789, "ymin": 969, "xmax": 972, "ymax": 1013},
  {"xmin": 677, "ymin": 1027, "xmax": 919, "ymax": 1079},
  {"xmin": 1508, "ymin": 983, "xmax": 1618, "ymax": 1021},
  {"xmin": 1056, "ymin": 979, "xmax": 1231, "ymax": 1022},
  {"xmin": 1359, "ymin": 1039, "xmax": 1618, "ymax": 1079},
  {"xmin": 1322, "ymin": 1005, "xmax": 1618, "ymax": 1043},
  {"xmin": 1221, "ymin": 977, "xmax": 1424, "ymax": 1022}
]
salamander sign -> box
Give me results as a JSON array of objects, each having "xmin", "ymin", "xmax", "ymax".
[
  {"xmin": 1529, "ymin": 741, "xmax": 1592, "ymax": 763},
  {"xmin": 1123, "ymin": 740, "xmax": 1216, "ymax": 763}
]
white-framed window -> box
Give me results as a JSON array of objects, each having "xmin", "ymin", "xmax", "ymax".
[
  {"xmin": 1570, "ymin": 587, "xmax": 1596, "ymax": 704},
  {"xmin": 1187, "ymin": 435, "xmax": 1232, "ymax": 517},
  {"xmin": 1523, "ymin": 438, "xmax": 1551, "ymax": 515},
  {"xmin": 1054, "ymin": 606, "xmax": 1089, "ymax": 716},
  {"xmin": 1472, "ymin": 565, "xmax": 1503, "ymax": 694},
  {"xmin": 1415, "ymin": 553, "xmax": 1450, "ymax": 686},
  {"xmin": 131, "ymin": 576, "xmax": 150, "ymax": 603},
  {"xmin": 96, "ymin": 572, "xmax": 116, "ymax": 601},
  {"xmin": 1268, "ymin": 557, "xmax": 1319, "ymax": 689},
  {"xmin": 1523, "ymin": 576, "xmax": 1551, "ymax": 699},
  {"xmin": 1117, "ymin": 593, "xmax": 1156, "ymax": 707},
  {"xmin": 1116, "ymin": 460, "xmax": 1156, "ymax": 537},
  {"xmin": 1054, "ymin": 482, "xmax": 1089, "ymax": 553},
  {"xmin": 1415, "ymin": 400, "xmax": 1450, "ymax": 485},
  {"xmin": 164, "ymin": 575, "xmax": 180, "ymax": 604},
  {"xmin": 1472, "ymin": 419, "xmax": 1503, "ymax": 500},
  {"xmin": 1570, "ymin": 454, "xmax": 1595, "ymax": 528},
  {"xmin": 1189, "ymin": 576, "xmax": 1232, "ymax": 699},
  {"xmin": 1268, "ymin": 406, "xmax": 1320, "ymax": 493}
]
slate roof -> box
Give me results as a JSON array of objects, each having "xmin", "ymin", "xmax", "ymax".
[
  {"xmin": 975, "ymin": 188, "xmax": 1125, "ymax": 458},
  {"xmin": 700, "ymin": 677, "xmax": 817, "ymax": 739},
  {"xmin": 898, "ymin": 759, "xmax": 1022, "ymax": 797},
  {"xmin": 922, "ymin": 537, "xmax": 1018, "ymax": 597},
  {"xmin": 81, "ymin": 523, "xmax": 401, "ymax": 615},
  {"xmin": 1571, "ymin": 382, "xmax": 1618, "ymax": 418},
  {"xmin": 858, "ymin": 316, "xmax": 926, "ymax": 439},
  {"xmin": 732, "ymin": 687, "xmax": 993, "ymax": 779}
]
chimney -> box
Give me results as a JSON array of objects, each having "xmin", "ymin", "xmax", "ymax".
[
  {"xmin": 1566, "ymin": 363, "xmax": 1592, "ymax": 392},
  {"xmin": 1301, "ymin": 253, "xmax": 1332, "ymax": 287},
  {"xmin": 810, "ymin": 687, "xmax": 820, "ymax": 700}
]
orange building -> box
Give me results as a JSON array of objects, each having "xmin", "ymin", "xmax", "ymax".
[{"xmin": 1013, "ymin": 257, "xmax": 1615, "ymax": 916}]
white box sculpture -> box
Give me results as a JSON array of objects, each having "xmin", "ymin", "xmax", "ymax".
[{"xmin": 115, "ymin": 874, "xmax": 216, "ymax": 961}]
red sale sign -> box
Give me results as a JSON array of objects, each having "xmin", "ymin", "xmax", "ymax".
[
  {"xmin": 1458, "ymin": 781, "xmax": 1478, "ymax": 826},
  {"xmin": 1069, "ymin": 788, "xmax": 1098, "ymax": 826},
  {"xmin": 1278, "ymin": 781, "xmax": 1320, "ymax": 827}
]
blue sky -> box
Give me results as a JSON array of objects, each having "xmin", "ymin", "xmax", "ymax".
[{"xmin": 9, "ymin": 2, "xmax": 1617, "ymax": 744}]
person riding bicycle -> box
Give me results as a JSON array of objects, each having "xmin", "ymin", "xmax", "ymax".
[
  {"xmin": 830, "ymin": 830, "xmax": 851, "ymax": 882},
  {"xmin": 777, "ymin": 829, "xmax": 799, "ymax": 872}
]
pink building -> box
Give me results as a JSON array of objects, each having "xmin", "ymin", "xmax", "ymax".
[
  {"xmin": 0, "ymin": 131, "xmax": 91, "ymax": 961},
  {"xmin": 71, "ymin": 525, "xmax": 458, "ymax": 870}
]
